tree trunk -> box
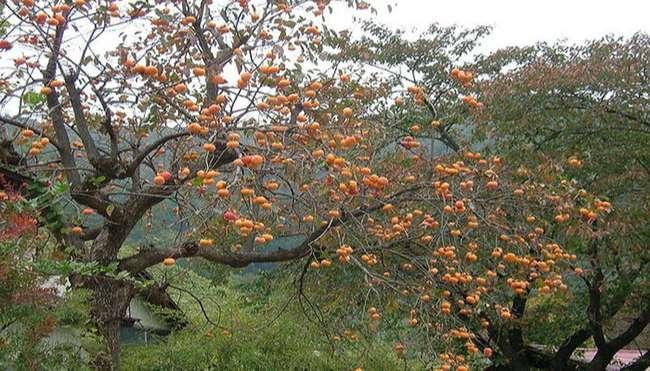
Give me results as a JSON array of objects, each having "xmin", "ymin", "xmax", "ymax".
[
  {"xmin": 493, "ymin": 338, "xmax": 531, "ymax": 371},
  {"xmin": 94, "ymin": 319, "xmax": 122, "ymax": 371},
  {"xmin": 484, "ymin": 357, "xmax": 530, "ymax": 371},
  {"xmin": 588, "ymin": 349, "xmax": 615, "ymax": 371},
  {"xmin": 88, "ymin": 276, "xmax": 134, "ymax": 371}
]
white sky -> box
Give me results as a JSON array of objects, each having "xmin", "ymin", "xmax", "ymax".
[{"xmin": 329, "ymin": 0, "xmax": 650, "ymax": 51}]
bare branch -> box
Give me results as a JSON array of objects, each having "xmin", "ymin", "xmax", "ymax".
[
  {"xmin": 127, "ymin": 132, "xmax": 191, "ymax": 175},
  {"xmin": 43, "ymin": 24, "xmax": 81, "ymax": 186}
]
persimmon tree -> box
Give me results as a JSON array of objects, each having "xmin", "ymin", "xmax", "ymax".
[
  {"xmin": 314, "ymin": 24, "xmax": 648, "ymax": 370},
  {"xmin": 301, "ymin": 151, "xmax": 617, "ymax": 371},
  {"xmin": 473, "ymin": 34, "xmax": 650, "ymax": 370},
  {"xmin": 0, "ymin": 0, "xmax": 382, "ymax": 368},
  {"xmin": 0, "ymin": 2, "xmax": 641, "ymax": 371}
]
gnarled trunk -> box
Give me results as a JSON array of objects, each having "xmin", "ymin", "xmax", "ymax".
[{"xmin": 88, "ymin": 276, "xmax": 134, "ymax": 371}]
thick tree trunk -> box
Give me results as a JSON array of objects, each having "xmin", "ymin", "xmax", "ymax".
[
  {"xmin": 95, "ymin": 319, "xmax": 122, "ymax": 371},
  {"xmin": 588, "ymin": 349, "xmax": 615, "ymax": 371},
  {"xmin": 492, "ymin": 336, "xmax": 531, "ymax": 371},
  {"xmin": 88, "ymin": 276, "xmax": 134, "ymax": 371}
]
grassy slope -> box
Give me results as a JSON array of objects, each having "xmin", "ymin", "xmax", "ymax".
[{"xmin": 121, "ymin": 266, "xmax": 414, "ymax": 371}]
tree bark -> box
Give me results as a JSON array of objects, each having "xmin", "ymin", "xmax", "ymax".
[
  {"xmin": 551, "ymin": 327, "xmax": 593, "ymax": 370},
  {"xmin": 88, "ymin": 276, "xmax": 134, "ymax": 371},
  {"xmin": 94, "ymin": 319, "xmax": 122, "ymax": 371},
  {"xmin": 588, "ymin": 347, "xmax": 616, "ymax": 371}
]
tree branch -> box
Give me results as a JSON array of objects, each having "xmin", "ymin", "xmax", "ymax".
[
  {"xmin": 421, "ymin": 95, "xmax": 460, "ymax": 152},
  {"xmin": 91, "ymin": 83, "xmax": 119, "ymax": 160},
  {"xmin": 0, "ymin": 116, "xmax": 61, "ymax": 151},
  {"xmin": 63, "ymin": 74, "xmax": 101, "ymax": 166},
  {"xmin": 587, "ymin": 236, "xmax": 607, "ymax": 350},
  {"xmin": 551, "ymin": 327, "xmax": 593, "ymax": 369},
  {"xmin": 43, "ymin": 24, "xmax": 81, "ymax": 186},
  {"xmin": 118, "ymin": 184, "xmax": 426, "ymax": 273},
  {"xmin": 587, "ymin": 308, "xmax": 649, "ymax": 369},
  {"xmin": 607, "ymin": 309, "xmax": 649, "ymax": 353},
  {"xmin": 127, "ymin": 132, "xmax": 191, "ymax": 175}
]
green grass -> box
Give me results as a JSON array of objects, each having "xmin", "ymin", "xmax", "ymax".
[{"xmin": 122, "ymin": 268, "xmax": 413, "ymax": 371}]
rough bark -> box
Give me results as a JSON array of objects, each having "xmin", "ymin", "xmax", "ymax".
[{"xmin": 87, "ymin": 276, "xmax": 134, "ymax": 371}]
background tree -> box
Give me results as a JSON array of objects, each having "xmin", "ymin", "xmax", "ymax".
[
  {"xmin": 323, "ymin": 20, "xmax": 491, "ymax": 153},
  {"xmin": 320, "ymin": 22, "xmax": 649, "ymax": 370},
  {"xmin": 474, "ymin": 33, "xmax": 650, "ymax": 370}
]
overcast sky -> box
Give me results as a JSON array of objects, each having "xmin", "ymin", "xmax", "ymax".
[{"xmin": 330, "ymin": 0, "xmax": 650, "ymax": 51}]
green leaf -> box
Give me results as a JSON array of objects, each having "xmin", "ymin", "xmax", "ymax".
[
  {"xmin": 89, "ymin": 175, "xmax": 106, "ymax": 186},
  {"xmin": 22, "ymin": 91, "xmax": 46, "ymax": 107},
  {"xmin": 52, "ymin": 181, "xmax": 70, "ymax": 194}
]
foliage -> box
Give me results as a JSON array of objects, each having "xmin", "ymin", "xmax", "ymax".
[
  {"xmin": 475, "ymin": 32, "xmax": 650, "ymax": 352},
  {"xmin": 321, "ymin": 21, "xmax": 492, "ymax": 154},
  {"xmin": 123, "ymin": 269, "xmax": 411, "ymax": 370},
  {"xmin": 0, "ymin": 183, "xmax": 91, "ymax": 370}
]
